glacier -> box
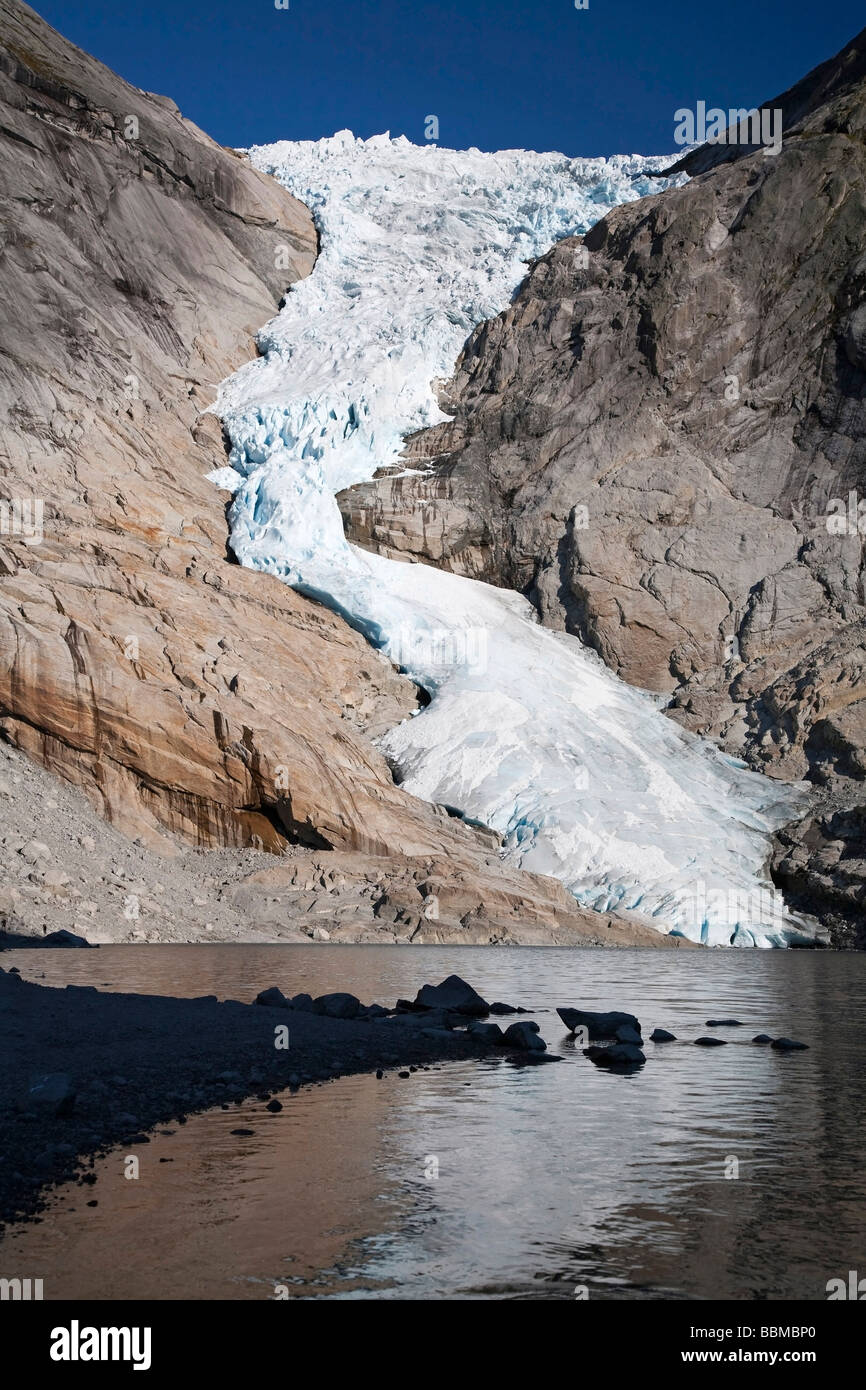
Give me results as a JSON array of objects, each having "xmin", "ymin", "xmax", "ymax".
[{"xmin": 213, "ymin": 131, "xmax": 815, "ymax": 947}]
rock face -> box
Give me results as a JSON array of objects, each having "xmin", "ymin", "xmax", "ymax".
[
  {"xmin": 0, "ymin": 1, "xmax": 696, "ymax": 946},
  {"xmin": 340, "ymin": 28, "xmax": 866, "ymax": 944}
]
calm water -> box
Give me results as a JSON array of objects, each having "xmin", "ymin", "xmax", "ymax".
[{"xmin": 4, "ymin": 945, "xmax": 865, "ymax": 1300}]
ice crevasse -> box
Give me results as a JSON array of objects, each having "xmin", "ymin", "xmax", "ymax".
[{"xmin": 212, "ymin": 130, "xmax": 816, "ymax": 947}]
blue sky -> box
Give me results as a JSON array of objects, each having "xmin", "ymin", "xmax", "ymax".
[{"xmin": 36, "ymin": 0, "xmax": 864, "ymax": 156}]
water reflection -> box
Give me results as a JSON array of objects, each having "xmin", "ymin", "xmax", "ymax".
[{"xmin": 3, "ymin": 946, "xmax": 864, "ymax": 1299}]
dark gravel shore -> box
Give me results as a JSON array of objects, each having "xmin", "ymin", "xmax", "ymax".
[{"xmin": 0, "ymin": 966, "xmax": 498, "ymax": 1230}]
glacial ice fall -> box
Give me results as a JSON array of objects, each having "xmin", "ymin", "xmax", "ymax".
[{"xmin": 212, "ymin": 132, "xmax": 815, "ymax": 947}]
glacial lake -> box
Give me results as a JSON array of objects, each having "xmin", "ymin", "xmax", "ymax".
[{"xmin": 4, "ymin": 945, "xmax": 865, "ymax": 1300}]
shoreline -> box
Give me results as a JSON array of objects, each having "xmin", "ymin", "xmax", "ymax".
[{"xmin": 0, "ymin": 965, "xmax": 521, "ymax": 1231}]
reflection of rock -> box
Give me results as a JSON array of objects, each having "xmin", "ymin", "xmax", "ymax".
[{"xmin": 339, "ymin": 27, "xmax": 866, "ymax": 944}]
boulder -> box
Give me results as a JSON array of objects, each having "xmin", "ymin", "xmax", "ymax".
[
  {"xmin": 706, "ymin": 1019, "xmax": 744, "ymax": 1027},
  {"xmin": 312, "ymin": 992, "xmax": 362, "ymax": 1020},
  {"xmin": 694, "ymin": 1036, "xmax": 728, "ymax": 1047},
  {"xmin": 503, "ymin": 1021, "xmax": 546, "ymax": 1052},
  {"xmin": 26, "ymin": 1072, "xmax": 76, "ymax": 1117},
  {"xmin": 771, "ymin": 1037, "xmax": 809, "ymax": 1051},
  {"xmin": 289, "ymin": 993, "xmax": 314, "ymax": 1012},
  {"xmin": 414, "ymin": 975, "xmax": 489, "ymax": 1016},
  {"xmin": 42, "ymin": 929, "xmax": 92, "ymax": 948},
  {"xmin": 489, "ymin": 1002, "xmax": 518, "ymax": 1015},
  {"xmin": 557, "ymin": 1007, "xmax": 640, "ymax": 1039},
  {"xmin": 466, "ymin": 1021, "xmax": 504, "ymax": 1044},
  {"xmin": 752, "ymin": 1033, "xmax": 774, "ymax": 1044},
  {"xmin": 614, "ymin": 1024, "xmax": 643, "ymax": 1045},
  {"xmin": 650, "ymin": 1028, "xmax": 676, "ymax": 1042},
  {"xmin": 255, "ymin": 987, "xmax": 290, "ymax": 1009}
]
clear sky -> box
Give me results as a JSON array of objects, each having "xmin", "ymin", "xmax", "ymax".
[{"xmin": 32, "ymin": 0, "xmax": 864, "ymax": 156}]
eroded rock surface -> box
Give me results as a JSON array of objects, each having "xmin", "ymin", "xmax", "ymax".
[{"xmin": 340, "ymin": 28, "xmax": 866, "ymax": 943}]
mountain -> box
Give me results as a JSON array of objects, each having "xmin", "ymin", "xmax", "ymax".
[
  {"xmin": 339, "ymin": 29, "xmax": 866, "ymax": 944},
  {"xmin": 0, "ymin": 0, "xmax": 676, "ymax": 946}
]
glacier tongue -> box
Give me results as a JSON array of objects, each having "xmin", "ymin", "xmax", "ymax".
[{"xmin": 214, "ymin": 131, "xmax": 813, "ymax": 947}]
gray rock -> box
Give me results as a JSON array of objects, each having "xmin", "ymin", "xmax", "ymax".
[
  {"xmin": 503, "ymin": 1021, "xmax": 546, "ymax": 1052},
  {"xmin": 466, "ymin": 1021, "xmax": 504, "ymax": 1043},
  {"xmin": 41, "ymin": 928, "xmax": 92, "ymax": 948},
  {"xmin": 694, "ymin": 1036, "xmax": 728, "ymax": 1047},
  {"xmin": 312, "ymin": 992, "xmax": 362, "ymax": 1019},
  {"xmin": 337, "ymin": 31, "xmax": 866, "ymax": 948},
  {"xmin": 557, "ymin": 1007, "xmax": 641, "ymax": 1039},
  {"xmin": 26, "ymin": 1072, "xmax": 76, "ymax": 1116},
  {"xmin": 414, "ymin": 974, "xmax": 489, "ymax": 1016},
  {"xmin": 771, "ymin": 1037, "xmax": 809, "ymax": 1051},
  {"xmin": 255, "ymin": 987, "xmax": 290, "ymax": 1009},
  {"xmin": 614, "ymin": 1024, "xmax": 643, "ymax": 1045},
  {"xmin": 752, "ymin": 1033, "xmax": 774, "ymax": 1044},
  {"xmin": 650, "ymin": 1028, "xmax": 677, "ymax": 1042}
]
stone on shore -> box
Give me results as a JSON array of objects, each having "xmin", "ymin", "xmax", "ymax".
[
  {"xmin": 312, "ymin": 993, "xmax": 362, "ymax": 1019},
  {"xmin": 25, "ymin": 1072, "xmax": 76, "ymax": 1117},
  {"xmin": 255, "ymin": 987, "xmax": 290, "ymax": 1009}
]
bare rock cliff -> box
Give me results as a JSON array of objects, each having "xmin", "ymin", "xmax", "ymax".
[
  {"xmin": 0, "ymin": 0, "xmax": 678, "ymax": 946},
  {"xmin": 339, "ymin": 28, "xmax": 866, "ymax": 941}
]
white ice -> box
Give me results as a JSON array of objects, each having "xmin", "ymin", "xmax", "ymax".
[{"xmin": 213, "ymin": 131, "xmax": 815, "ymax": 946}]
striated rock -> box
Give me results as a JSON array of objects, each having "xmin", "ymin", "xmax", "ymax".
[{"xmin": 340, "ymin": 28, "xmax": 866, "ymax": 945}]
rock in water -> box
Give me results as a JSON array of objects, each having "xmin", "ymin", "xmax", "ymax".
[
  {"xmin": 771, "ymin": 1037, "xmax": 809, "ymax": 1051},
  {"xmin": 706, "ymin": 1019, "xmax": 744, "ymax": 1027},
  {"xmin": 415, "ymin": 975, "xmax": 489, "ymax": 1016},
  {"xmin": 312, "ymin": 993, "xmax": 362, "ymax": 1019},
  {"xmin": 752, "ymin": 1034, "xmax": 774, "ymax": 1044},
  {"xmin": 467, "ymin": 1021, "xmax": 504, "ymax": 1044},
  {"xmin": 503, "ymin": 1021, "xmax": 546, "ymax": 1052},
  {"xmin": 694, "ymin": 1036, "xmax": 728, "ymax": 1047},
  {"xmin": 557, "ymin": 1007, "xmax": 641, "ymax": 1039},
  {"xmin": 614, "ymin": 1024, "xmax": 643, "ymax": 1045},
  {"xmin": 650, "ymin": 1028, "xmax": 676, "ymax": 1042}
]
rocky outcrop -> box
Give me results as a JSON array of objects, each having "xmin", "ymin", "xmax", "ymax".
[
  {"xmin": 0, "ymin": 1, "xmax": 692, "ymax": 946},
  {"xmin": 340, "ymin": 28, "xmax": 866, "ymax": 943}
]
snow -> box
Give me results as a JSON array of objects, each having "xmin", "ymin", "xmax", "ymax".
[{"xmin": 213, "ymin": 131, "xmax": 814, "ymax": 947}]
